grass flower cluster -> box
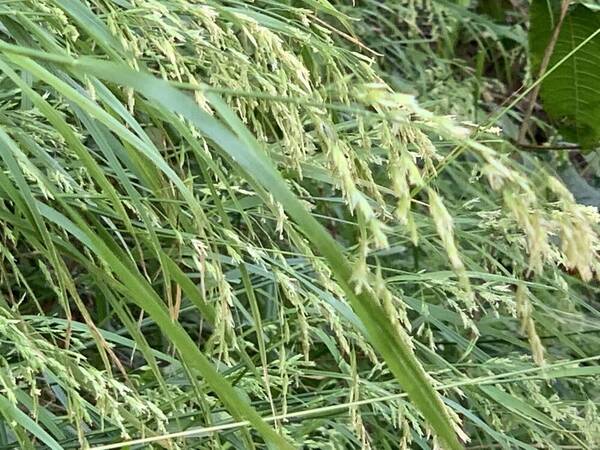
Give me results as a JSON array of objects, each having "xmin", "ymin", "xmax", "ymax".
[{"xmin": 0, "ymin": 1, "xmax": 598, "ymax": 449}]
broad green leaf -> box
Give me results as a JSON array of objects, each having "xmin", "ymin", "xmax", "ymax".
[{"xmin": 530, "ymin": 1, "xmax": 600, "ymax": 146}]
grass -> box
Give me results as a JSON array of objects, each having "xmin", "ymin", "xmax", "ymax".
[{"xmin": 0, "ymin": 1, "xmax": 599, "ymax": 449}]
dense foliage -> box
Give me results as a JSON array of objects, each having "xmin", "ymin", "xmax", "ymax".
[{"xmin": 0, "ymin": 1, "xmax": 599, "ymax": 449}]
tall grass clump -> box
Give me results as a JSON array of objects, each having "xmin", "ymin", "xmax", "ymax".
[{"xmin": 0, "ymin": 1, "xmax": 599, "ymax": 449}]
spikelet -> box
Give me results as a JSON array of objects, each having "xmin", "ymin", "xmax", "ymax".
[
  {"xmin": 277, "ymin": 271, "xmax": 311, "ymax": 361},
  {"xmin": 349, "ymin": 350, "xmax": 372, "ymax": 450},
  {"xmin": 203, "ymin": 261, "xmax": 236, "ymax": 364},
  {"xmin": 516, "ymin": 284, "xmax": 545, "ymax": 366},
  {"xmin": 428, "ymin": 189, "xmax": 475, "ymax": 312},
  {"xmin": 547, "ymin": 176, "xmax": 600, "ymax": 281}
]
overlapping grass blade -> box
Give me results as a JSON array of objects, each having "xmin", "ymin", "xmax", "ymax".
[{"xmin": 22, "ymin": 54, "xmax": 462, "ymax": 449}]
